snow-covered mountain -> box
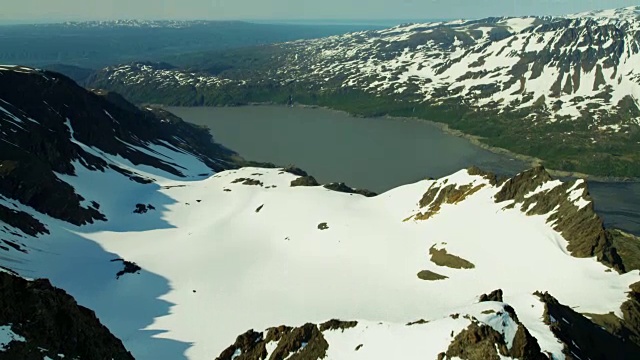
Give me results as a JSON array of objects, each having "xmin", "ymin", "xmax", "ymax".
[
  {"xmin": 95, "ymin": 6, "xmax": 640, "ymax": 124},
  {"xmin": 86, "ymin": 6, "xmax": 640, "ymax": 179},
  {"xmin": 2, "ymin": 66, "xmax": 640, "ymax": 358}
]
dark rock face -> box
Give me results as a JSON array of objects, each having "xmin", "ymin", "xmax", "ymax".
[
  {"xmin": 0, "ymin": 67, "xmax": 238, "ymax": 230},
  {"xmin": 444, "ymin": 322, "xmax": 509, "ymax": 360},
  {"xmin": 323, "ymin": 182, "xmax": 377, "ymax": 197},
  {"xmin": 444, "ymin": 305, "xmax": 546, "ymax": 360},
  {"xmin": 282, "ymin": 166, "xmax": 310, "ymax": 177},
  {"xmin": 290, "ymin": 176, "xmax": 320, "ymax": 187},
  {"xmin": 318, "ymin": 319, "xmax": 357, "ymax": 332},
  {"xmin": 0, "ymin": 272, "xmax": 134, "ymax": 360},
  {"xmin": 232, "ymin": 178, "xmax": 264, "ymax": 186},
  {"xmin": 0, "ymin": 204, "xmax": 48, "ymax": 237},
  {"xmin": 215, "ymin": 323, "xmax": 329, "ymax": 360},
  {"xmin": 467, "ymin": 166, "xmax": 507, "ymax": 186},
  {"xmin": 110, "ymin": 259, "xmax": 142, "ymax": 279},
  {"xmin": 417, "ymin": 182, "xmax": 485, "ymax": 220},
  {"xmin": 493, "ymin": 166, "xmax": 552, "ymax": 203},
  {"xmin": 133, "ymin": 203, "xmax": 155, "ymax": 214},
  {"xmin": 492, "ymin": 166, "xmax": 629, "ymax": 272},
  {"xmin": 621, "ymin": 282, "xmax": 640, "ymax": 346},
  {"xmin": 479, "ymin": 289, "xmax": 504, "ymax": 302},
  {"xmin": 536, "ymin": 291, "xmax": 640, "ymax": 359}
]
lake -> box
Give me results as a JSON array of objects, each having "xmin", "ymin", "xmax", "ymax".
[{"xmin": 168, "ymin": 105, "xmax": 640, "ymax": 236}]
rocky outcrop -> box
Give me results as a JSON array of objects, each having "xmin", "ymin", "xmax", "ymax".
[
  {"xmin": 290, "ymin": 176, "xmax": 320, "ymax": 187},
  {"xmin": 318, "ymin": 319, "xmax": 357, "ymax": 332},
  {"xmin": 467, "ymin": 166, "xmax": 507, "ymax": 186},
  {"xmin": 323, "ymin": 182, "xmax": 378, "ymax": 197},
  {"xmin": 493, "ymin": 166, "xmax": 628, "ymax": 272},
  {"xmin": 536, "ymin": 291, "xmax": 640, "ymax": 359},
  {"xmin": 429, "ymin": 246, "xmax": 475, "ymax": 269},
  {"xmin": 417, "ymin": 270, "xmax": 448, "ymax": 281},
  {"xmin": 0, "ymin": 68, "xmax": 239, "ymax": 229},
  {"xmin": 0, "ymin": 204, "xmax": 48, "ymax": 237},
  {"xmin": 442, "ymin": 308, "xmax": 546, "ymax": 360},
  {"xmin": 443, "ymin": 322, "xmax": 509, "ymax": 360},
  {"xmin": 479, "ymin": 289, "xmax": 504, "ymax": 302},
  {"xmin": 417, "ymin": 182, "xmax": 485, "ymax": 220},
  {"xmin": 285, "ymin": 166, "xmax": 375, "ymax": 196},
  {"xmin": 215, "ymin": 322, "xmax": 330, "ymax": 360},
  {"xmin": 110, "ymin": 259, "xmax": 142, "ymax": 279},
  {"xmin": 0, "ymin": 272, "xmax": 134, "ymax": 359},
  {"xmin": 232, "ymin": 178, "xmax": 264, "ymax": 186}
]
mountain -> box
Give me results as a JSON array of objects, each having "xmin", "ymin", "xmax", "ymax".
[
  {"xmin": 88, "ymin": 6, "xmax": 640, "ymax": 179},
  {"xmin": 2, "ymin": 66, "xmax": 640, "ymax": 358}
]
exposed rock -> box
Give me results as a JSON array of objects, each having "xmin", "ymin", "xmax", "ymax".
[
  {"xmin": 0, "ymin": 68, "xmax": 238, "ymax": 230},
  {"xmin": 429, "ymin": 246, "xmax": 475, "ymax": 269},
  {"xmin": 215, "ymin": 323, "xmax": 329, "ymax": 360},
  {"xmin": 290, "ymin": 176, "xmax": 320, "ymax": 187},
  {"xmin": 444, "ymin": 307, "xmax": 546, "ymax": 360},
  {"xmin": 467, "ymin": 166, "xmax": 508, "ymax": 186},
  {"xmin": 406, "ymin": 319, "xmax": 429, "ymax": 326},
  {"xmin": 417, "ymin": 270, "xmax": 448, "ymax": 281},
  {"xmin": 282, "ymin": 166, "xmax": 309, "ymax": 177},
  {"xmin": 323, "ymin": 182, "xmax": 378, "ymax": 197},
  {"xmin": 318, "ymin": 319, "xmax": 358, "ymax": 332},
  {"xmin": 494, "ymin": 166, "xmax": 627, "ymax": 272},
  {"xmin": 535, "ymin": 291, "xmax": 640, "ymax": 358},
  {"xmin": 494, "ymin": 166, "xmax": 552, "ymax": 203},
  {"xmin": 110, "ymin": 258, "xmax": 141, "ymax": 279},
  {"xmin": 232, "ymin": 178, "xmax": 264, "ymax": 186},
  {"xmin": 255, "ymin": 204, "xmax": 264, "ymax": 213},
  {"xmin": 444, "ymin": 322, "xmax": 508, "ymax": 360},
  {"xmin": 0, "ymin": 272, "xmax": 133, "ymax": 359},
  {"xmin": 417, "ymin": 182, "xmax": 485, "ymax": 220},
  {"xmin": 317, "ymin": 222, "xmax": 329, "ymax": 230},
  {"xmin": 0, "ymin": 204, "xmax": 49, "ymax": 237},
  {"xmin": 479, "ymin": 289, "xmax": 504, "ymax": 302},
  {"xmin": 133, "ymin": 203, "xmax": 155, "ymax": 214}
]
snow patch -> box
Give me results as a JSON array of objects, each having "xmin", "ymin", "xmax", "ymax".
[{"xmin": 0, "ymin": 325, "xmax": 26, "ymax": 351}]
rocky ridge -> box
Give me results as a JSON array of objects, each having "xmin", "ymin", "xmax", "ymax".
[
  {"xmin": 0, "ymin": 65, "xmax": 238, "ymax": 236},
  {"xmin": 0, "ymin": 270, "xmax": 134, "ymax": 359}
]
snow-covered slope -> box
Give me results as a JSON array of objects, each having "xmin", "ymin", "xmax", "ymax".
[
  {"xmin": 2, "ymin": 156, "xmax": 640, "ymax": 357},
  {"xmin": 2, "ymin": 67, "xmax": 640, "ymax": 359}
]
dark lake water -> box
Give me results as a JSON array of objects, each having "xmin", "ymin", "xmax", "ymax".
[{"xmin": 168, "ymin": 105, "xmax": 640, "ymax": 236}]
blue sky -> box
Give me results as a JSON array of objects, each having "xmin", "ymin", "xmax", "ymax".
[{"xmin": 0, "ymin": 0, "xmax": 638, "ymax": 22}]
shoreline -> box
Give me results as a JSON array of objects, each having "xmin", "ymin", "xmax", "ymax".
[{"xmin": 162, "ymin": 102, "xmax": 640, "ymax": 184}]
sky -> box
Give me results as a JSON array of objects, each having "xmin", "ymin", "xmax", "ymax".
[{"xmin": 0, "ymin": 0, "xmax": 638, "ymax": 23}]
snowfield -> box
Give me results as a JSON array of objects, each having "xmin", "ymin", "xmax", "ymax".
[{"xmin": 0, "ymin": 132, "xmax": 638, "ymax": 359}]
